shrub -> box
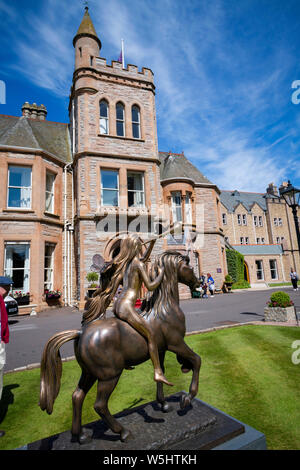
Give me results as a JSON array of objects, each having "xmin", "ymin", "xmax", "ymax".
[
  {"xmin": 268, "ymin": 291, "xmax": 293, "ymax": 308},
  {"xmin": 225, "ymin": 274, "xmax": 233, "ymax": 283},
  {"xmin": 86, "ymin": 271, "xmax": 99, "ymax": 287}
]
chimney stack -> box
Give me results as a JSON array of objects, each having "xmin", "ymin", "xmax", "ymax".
[
  {"xmin": 266, "ymin": 182, "xmax": 278, "ymax": 196},
  {"xmin": 22, "ymin": 102, "xmax": 47, "ymax": 120}
]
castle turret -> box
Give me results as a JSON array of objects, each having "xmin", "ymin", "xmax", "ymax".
[{"xmin": 73, "ymin": 7, "xmax": 101, "ymax": 70}]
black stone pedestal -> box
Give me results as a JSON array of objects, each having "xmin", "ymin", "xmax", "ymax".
[{"xmin": 22, "ymin": 392, "xmax": 258, "ymax": 451}]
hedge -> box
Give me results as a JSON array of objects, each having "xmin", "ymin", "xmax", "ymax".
[{"xmin": 226, "ymin": 249, "xmax": 245, "ymax": 283}]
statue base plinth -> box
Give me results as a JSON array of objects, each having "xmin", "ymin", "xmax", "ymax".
[{"xmin": 22, "ymin": 392, "xmax": 266, "ymax": 450}]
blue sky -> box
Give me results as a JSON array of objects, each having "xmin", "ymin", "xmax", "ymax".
[{"xmin": 1, "ymin": 0, "xmax": 300, "ymax": 193}]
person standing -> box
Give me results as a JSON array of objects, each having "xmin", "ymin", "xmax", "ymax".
[
  {"xmin": 290, "ymin": 268, "xmax": 298, "ymax": 291},
  {"xmin": 207, "ymin": 273, "xmax": 215, "ymax": 297},
  {"xmin": 0, "ymin": 276, "xmax": 11, "ymax": 438}
]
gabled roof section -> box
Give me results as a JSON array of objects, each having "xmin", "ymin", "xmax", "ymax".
[
  {"xmin": 0, "ymin": 115, "xmax": 72, "ymax": 163},
  {"xmin": 159, "ymin": 151, "xmax": 214, "ymax": 185},
  {"xmin": 220, "ymin": 190, "xmax": 267, "ymax": 213}
]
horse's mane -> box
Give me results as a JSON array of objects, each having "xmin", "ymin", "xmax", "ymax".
[{"xmin": 141, "ymin": 251, "xmax": 189, "ymax": 319}]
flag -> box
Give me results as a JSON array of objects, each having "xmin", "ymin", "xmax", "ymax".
[{"xmin": 117, "ymin": 39, "xmax": 125, "ymax": 68}]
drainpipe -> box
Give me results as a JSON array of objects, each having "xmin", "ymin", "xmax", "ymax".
[{"xmin": 63, "ymin": 163, "xmax": 73, "ymax": 306}]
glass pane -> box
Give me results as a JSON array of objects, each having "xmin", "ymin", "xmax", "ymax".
[
  {"xmin": 116, "ymin": 120, "xmax": 124, "ymax": 137},
  {"xmin": 44, "ymin": 268, "xmax": 53, "ymax": 283},
  {"xmin": 132, "ymin": 122, "xmax": 140, "ymax": 139},
  {"xmin": 9, "ymin": 166, "xmax": 31, "ymax": 187},
  {"xmin": 101, "ymin": 170, "xmax": 118, "ymax": 189},
  {"xmin": 46, "ymin": 173, "xmax": 55, "ymax": 192},
  {"xmin": 116, "ymin": 103, "xmax": 124, "ymax": 120},
  {"xmin": 45, "ymin": 192, "xmax": 53, "ymax": 212},
  {"xmin": 100, "ymin": 101, "xmax": 108, "ymax": 117},
  {"xmin": 8, "ymin": 187, "xmax": 31, "ymax": 208},
  {"xmin": 176, "ymin": 206, "xmax": 182, "ymax": 222},
  {"xmin": 128, "ymin": 173, "xmax": 143, "ymax": 191},
  {"xmin": 132, "ymin": 106, "xmax": 140, "ymax": 123},
  {"xmin": 100, "ymin": 118, "xmax": 108, "ymax": 134},
  {"xmin": 102, "ymin": 189, "xmax": 118, "ymax": 206}
]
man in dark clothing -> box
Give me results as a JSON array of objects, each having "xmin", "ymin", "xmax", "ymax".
[{"xmin": 0, "ymin": 276, "xmax": 12, "ymax": 438}]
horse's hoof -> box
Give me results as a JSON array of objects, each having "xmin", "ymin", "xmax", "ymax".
[
  {"xmin": 161, "ymin": 402, "xmax": 173, "ymax": 413},
  {"xmin": 180, "ymin": 394, "xmax": 191, "ymax": 409},
  {"xmin": 120, "ymin": 428, "xmax": 132, "ymax": 442},
  {"xmin": 71, "ymin": 429, "xmax": 92, "ymax": 445}
]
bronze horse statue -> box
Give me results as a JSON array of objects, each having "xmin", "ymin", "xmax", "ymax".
[{"xmin": 39, "ymin": 251, "xmax": 202, "ymax": 444}]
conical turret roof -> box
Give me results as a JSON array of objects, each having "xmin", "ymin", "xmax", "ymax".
[{"xmin": 73, "ymin": 7, "xmax": 101, "ymax": 48}]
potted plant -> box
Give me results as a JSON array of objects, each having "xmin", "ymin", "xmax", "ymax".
[
  {"xmin": 45, "ymin": 289, "xmax": 62, "ymax": 301},
  {"xmin": 224, "ymin": 274, "xmax": 233, "ymax": 292},
  {"xmin": 86, "ymin": 272, "xmax": 99, "ymax": 298},
  {"xmin": 13, "ymin": 291, "xmax": 30, "ymax": 305},
  {"xmin": 264, "ymin": 291, "xmax": 295, "ymax": 322}
]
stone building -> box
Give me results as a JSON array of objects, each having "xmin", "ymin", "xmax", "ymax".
[
  {"xmin": 0, "ymin": 7, "xmax": 298, "ymax": 313},
  {"xmin": 220, "ymin": 184, "xmax": 300, "ymax": 287}
]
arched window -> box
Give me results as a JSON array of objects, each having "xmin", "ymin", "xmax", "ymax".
[
  {"xmin": 100, "ymin": 100, "xmax": 109, "ymax": 135},
  {"xmin": 116, "ymin": 102, "xmax": 125, "ymax": 137},
  {"xmin": 132, "ymin": 105, "xmax": 140, "ymax": 139}
]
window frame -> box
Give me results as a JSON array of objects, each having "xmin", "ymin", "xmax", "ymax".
[
  {"xmin": 127, "ymin": 171, "xmax": 145, "ymax": 207},
  {"xmin": 100, "ymin": 99, "xmax": 109, "ymax": 135},
  {"xmin": 255, "ymin": 259, "xmax": 264, "ymax": 280},
  {"xmin": 269, "ymin": 259, "xmax": 278, "ymax": 280},
  {"xmin": 222, "ymin": 213, "xmax": 227, "ymax": 225},
  {"xmin": 237, "ymin": 214, "xmax": 242, "ymax": 225},
  {"xmin": 100, "ymin": 168, "xmax": 119, "ymax": 207},
  {"xmin": 45, "ymin": 171, "xmax": 56, "ymax": 214},
  {"xmin": 131, "ymin": 105, "xmax": 141, "ymax": 139},
  {"xmin": 116, "ymin": 102, "xmax": 125, "ymax": 137},
  {"xmin": 171, "ymin": 191, "xmax": 183, "ymax": 223},
  {"xmin": 44, "ymin": 243, "xmax": 55, "ymax": 291},
  {"xmin": 7, "ymin": 165, "xmax": 32, "ymax": 209},
  {"xmin": 4, "ymin": 241, "xmax": 31, "ymax": 293}
]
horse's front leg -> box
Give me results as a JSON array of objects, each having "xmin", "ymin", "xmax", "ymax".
[
  {"xmin": 168, "ymin": 339, "xmax": 201, "ymax": 409},
  {"xmin": 156, "ymin": 351, "xmax": 173, "ymax": 413}
]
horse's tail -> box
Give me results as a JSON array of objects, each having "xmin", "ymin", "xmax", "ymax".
[{"xmin": 39, "ymin": 330, "xmax": 80, "ymax": 414}]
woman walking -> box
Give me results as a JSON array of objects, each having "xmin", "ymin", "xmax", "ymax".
[{"xmin": 290, "ymin": 268, "xmax": 299, "ymax": 291}]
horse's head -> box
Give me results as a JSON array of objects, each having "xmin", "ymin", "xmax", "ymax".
[{"xmin": 177, "ymin": 256, "xmax": 201, "ymax": 292}]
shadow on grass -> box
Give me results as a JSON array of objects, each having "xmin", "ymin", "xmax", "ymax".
[{"xmin": 0, "ymin": 384, "xmax": 19, "ymax": 424}]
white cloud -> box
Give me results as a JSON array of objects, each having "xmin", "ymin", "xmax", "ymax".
[{"xmin": 1, "ymin": 0, "xmax": 299, "ymax": 192}]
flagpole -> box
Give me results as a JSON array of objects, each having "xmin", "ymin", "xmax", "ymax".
[{"xmin": 121, "ymin": 38, "xmax": 125, "ymax": 69}]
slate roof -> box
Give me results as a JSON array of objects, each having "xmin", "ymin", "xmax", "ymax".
[
  {"xmin": 159, "ymin": 151, "xmax": 214, "ymax": 185},
  {"xmin": 220, "ymin": 189, "xmax": 268, "ymax": 213},
  {"xmin": 232, "ymin": 244, "xmax": 283, "ymax": 256},
  {"xmin": 0, "ymin": 115, "xmax": 72, "ymax": 163}
]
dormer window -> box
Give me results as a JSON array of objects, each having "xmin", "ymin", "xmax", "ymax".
[
  {"xmin": 132, "ymin": 105, "xmax": 140, "ymax": 139},
  {"xmin": 116, "ymin": 102, "xmax": 125, "ymax": 137},
  {"xmin": 100, "ymin": 100, "xmax": 109, "ymax": 135}
]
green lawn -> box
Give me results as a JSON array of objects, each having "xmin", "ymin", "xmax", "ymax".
[{"xmin": 1, "ymin": 324, "xmax": 300, "ymax": 450}]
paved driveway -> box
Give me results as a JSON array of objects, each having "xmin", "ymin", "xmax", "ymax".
[{"xmin": 5, "ymin": 287, "xmax": 299, "ymax": 372}]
